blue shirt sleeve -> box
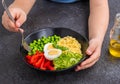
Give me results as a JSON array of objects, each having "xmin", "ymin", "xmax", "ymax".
[{"xmin": 50, "ymin": 0, "xmax": 79, "ymax": 3}]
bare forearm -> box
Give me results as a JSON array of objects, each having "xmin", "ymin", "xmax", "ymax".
[
  {"xmin": 89, "ymin": 0, "xmax": 109, "ymax": 44},
  {"xmin": 9, "ymin": 0, "xmax": 36, "ymax": 14}
]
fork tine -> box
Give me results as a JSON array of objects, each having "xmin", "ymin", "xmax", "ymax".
[{"xmin": 18, "ymin": 28, "xmax": 31, "ymax": 52}]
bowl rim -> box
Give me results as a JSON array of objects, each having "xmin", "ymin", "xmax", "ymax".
[{"xmin": 25, "ymin": 27, "xmax": 88, "ymax": 41}]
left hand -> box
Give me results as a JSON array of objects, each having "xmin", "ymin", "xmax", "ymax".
[{"xmin": 75, "ymin": 38, "xmax": 102, "ymax": 71}]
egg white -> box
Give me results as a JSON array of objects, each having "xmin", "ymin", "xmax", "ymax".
[
  {"xmin": 44, "ymin": 43, "xmax": 53, "ymax": 52},
  {"xmin": 44, "ymin": 48, "xmax": 62, "ymax": 60}
]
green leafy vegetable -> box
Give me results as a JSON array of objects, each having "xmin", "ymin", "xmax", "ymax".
[
  {"xmin": 53, "ymin": 51, "xmax": 83, "ymax": 70},
  {"xmin": 53, "ymin": 43, "xmax": 68, "ymax": 51}
]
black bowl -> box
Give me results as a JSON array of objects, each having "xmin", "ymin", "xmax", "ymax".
[{"xmin": 20, "ymin": 27, "xmax": 89, "ymax": 72}]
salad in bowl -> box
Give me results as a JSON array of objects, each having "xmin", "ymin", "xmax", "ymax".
[{"xmin": 20, "ymin": 27, "xmax": 88, "ymax": 72}]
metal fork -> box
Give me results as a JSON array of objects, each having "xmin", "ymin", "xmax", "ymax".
[
  {"xmin": 18, "ymin": 29, "xmax": 31, "ymax": 52},
  {"xmin": 2, "ymin": 0, "xmax": 31, "ymax": 52}
]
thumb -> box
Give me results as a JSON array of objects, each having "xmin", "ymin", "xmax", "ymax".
[
  {"xmin": 86, "ymin": 40, "xmax": 96, "ymax": 55},
  {"xmin": 9, "ymin": 8, "xmax": 27, "ymax": 28},
  {"xmin": 15, "ymin": 10, "xmax": 27, "ymax": 27},
  {"xmin": 15, "ymin": 15, "xmax": 26, "ymax": 32},
  {"xmin": 15, "ymin": 21, "xmax": 21, "ymax": 28},
  {"xmin": 15, "ymin": 14, "xmax": 26, "ymax": 28}
]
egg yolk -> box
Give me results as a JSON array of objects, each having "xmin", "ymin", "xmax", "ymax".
[
  {"xmin": 47, "ymin": 44, "xmax": 54, "ymax": 50},
  {"xmin": 48, "ymin": 50, "xmax": 59, "ymax": 56}
]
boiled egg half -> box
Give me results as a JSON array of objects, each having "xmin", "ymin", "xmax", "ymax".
[{"xmin": 44, "ymin": 43, "xmax": 62, "ymax": 60}]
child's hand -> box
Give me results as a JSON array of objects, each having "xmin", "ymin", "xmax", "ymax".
[
  {"xmin": 2, "ymin": 8, "xmax": 27, "ymax": 32},
  {"xmin": 75, "ymin": 38, "xmax": 102, "ymax": 71}
]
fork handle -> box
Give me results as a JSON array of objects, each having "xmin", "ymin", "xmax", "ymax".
[{"xmin": 2, "ymin": 0, "xmax": 16, "ymax": 23}]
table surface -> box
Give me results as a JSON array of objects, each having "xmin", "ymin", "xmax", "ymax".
[{"xmin": 0, "ymin": 0, "xmax": 120, "ymax": 84}]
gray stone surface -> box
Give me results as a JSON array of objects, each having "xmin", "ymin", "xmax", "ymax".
[{"xmin": 0, "ymin": 0, "xmax": 120, "ymax": 84}]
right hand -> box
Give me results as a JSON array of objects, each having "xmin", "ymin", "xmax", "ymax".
[{"xmin": 2, "ymin": 8, "xmax": 27, "ymax": 32}]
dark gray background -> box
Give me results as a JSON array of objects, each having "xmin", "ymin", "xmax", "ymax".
[{"xmin": 0, "ymin": 0, "xmax": 120, "ymax": 84}]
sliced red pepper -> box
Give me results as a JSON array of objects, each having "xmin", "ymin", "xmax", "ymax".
[
  {"xmin": 35, "ymin": 50, "xmax": 40, "ymax": 55},
  {"xmin": 35, "ymin": 51, "xmax": 44, "ymax": 57},
  {"xmin": 30, "ymin": 55, "xmax": 41, "ymax": 64},
  {"xmin": 40, "ymin": 57, "xmax": 48, "ymax": 70},
  {"xmin": 40, "ymin": 57, "xmax": 45, "ymax": 68},
  {"xmin": 44, "ymin": 61, "xmax": 51, "ymax": 68},
  {"xmin": 34, "ymin": 56, "xmax": 43, "ymax": 68},
  {"xmin": 26, "ymin": 55, "xmax": 32, "ymax": 61},
  {"xmin": 47, "ymin": 65, "xmax": 55, "ymax": 71},
  {"xmin": 26, "ymin": 51, "xmax": 55, "ymax": 71},
  {"xmin": 43, "ymin": 60, "xmax": 54, "ymax": 70}
]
